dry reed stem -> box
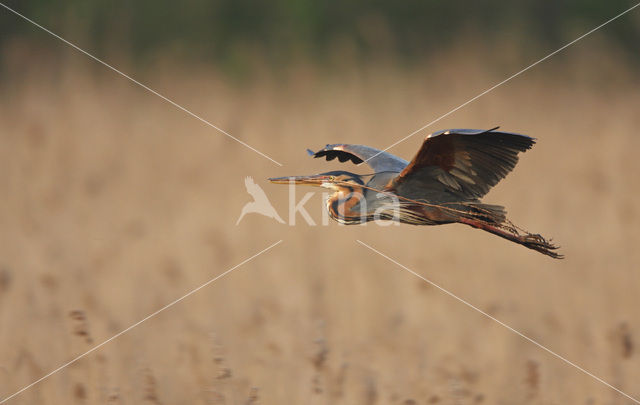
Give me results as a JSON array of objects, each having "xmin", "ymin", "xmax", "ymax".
[
  {"xmin": 244, "ymin": 387, "xmax": 259, "ymax": 405},
  {"xmin": 613, "ymin": 322, "xmax": 634, "ymax": 359},
  {"xmin": 524, "ymin": 359, "xmax": 540, "ymax": 400},
  {"xmin": 69, "ymin": 310, "xmax": 94, "ymax": 345},
  {"xmin": 364, "ymin": 375, "xmax": 378, "ymax": 405},
  {"xmin": 211, "ymin": 333, "xmax": 233, "ymax": 380},
  {"xmin": 141, "ymin": 368, "xmax": 163, "ymax": 405}
]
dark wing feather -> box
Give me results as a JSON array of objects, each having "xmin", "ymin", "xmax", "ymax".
[
  {"xmin": 310, "ymin": 144, "xmax": 408, "ymax": 173},
  {"xmin": 389, "ymin": 128, "xmax": 535, "ymax": 200}
]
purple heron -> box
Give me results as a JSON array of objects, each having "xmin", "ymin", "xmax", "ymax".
[{"xmin": 269, "ymin": 127, "xmax": 562, "ymax": 259}]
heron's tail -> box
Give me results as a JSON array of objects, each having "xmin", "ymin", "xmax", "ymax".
[{"xmin": 459, "ymin": 217, "xmax": 563, "ymax": 259}]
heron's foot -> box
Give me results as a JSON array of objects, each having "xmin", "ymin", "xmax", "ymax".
[
  {"xmin": 523, "ymin": 233, "xmax": 546, "ymax": 244},
  {"xmin": 521, "ymin": 233, "xmax": 563, "ymax": 259}
]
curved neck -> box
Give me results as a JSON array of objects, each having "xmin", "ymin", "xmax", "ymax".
[{"xmin": 326, "ymin": 184, "xmax": 366, "ymax": 224}]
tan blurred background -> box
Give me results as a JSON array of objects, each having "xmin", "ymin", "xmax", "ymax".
[{"xmin": 1, "ymin": 2, "xmax": 640, "ymax": 404}]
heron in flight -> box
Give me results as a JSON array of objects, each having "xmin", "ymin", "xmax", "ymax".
[{"xmin": 269, "ymin": 127, "xmax": 562, "ymax": 258}]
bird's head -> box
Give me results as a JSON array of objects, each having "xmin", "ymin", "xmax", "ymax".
[{"xmin": 268, "ymin": 170, "xmax": 365, "ymax": 191}]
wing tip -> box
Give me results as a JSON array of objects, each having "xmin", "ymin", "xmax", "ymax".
[
  {"xmin": 427, "ymin": 127, "xmax": 537, "ymax": 150},
  {"xmin": 307, "ymin": 144, "xmax": 364, "ymax": 164}
]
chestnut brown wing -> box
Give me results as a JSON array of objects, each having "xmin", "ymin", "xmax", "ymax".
[
  {"xmin": 389, "ymin": 128, "xmax": 535, "ymax": 200},
  {"xmin": 310, "ymin": 144, "xmax": 408, "ymax": 173}
]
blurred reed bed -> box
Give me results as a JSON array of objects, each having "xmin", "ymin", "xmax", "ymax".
[{"xmin": 0, "ymin": 41, "xmax": 639, "ymax": 404}]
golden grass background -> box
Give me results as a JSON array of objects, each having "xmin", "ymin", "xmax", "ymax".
[{"xmin": 1, "ymin": 42, "xmax": 640, "ymax": 404}]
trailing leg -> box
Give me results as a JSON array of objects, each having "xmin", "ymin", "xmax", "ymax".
[{"xmin": 458, "ymin": 217, "xmax": 563, "ymax": 259}]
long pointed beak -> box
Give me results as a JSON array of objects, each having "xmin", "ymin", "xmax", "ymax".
[{"xmin": 268, "ymin": 174, "xmax": 330, "ymax": 186}]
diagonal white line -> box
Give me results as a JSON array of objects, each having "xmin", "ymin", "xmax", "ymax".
[
  {"xmin": 365, "ymin": 2, "xmax": 640, "ymax": 162},
  {"xmin": 356, "ymin": 239, "xmax": 640, "ymax": 404},
  {"xmin": 0, "ymin": 240, "xmax": 283, "ymax": 404},
  {"xmin": 0, "ymin": 2, "xmax": 283, "ymax": 167}
]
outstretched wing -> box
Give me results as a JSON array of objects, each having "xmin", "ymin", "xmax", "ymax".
[
  {"xmin": 388, "ymin": 128, "xmax": 535, "ymax": 200},
  {"xmin": 309, "ymin": 144, "xmax": 408, "ymax": 173}
]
